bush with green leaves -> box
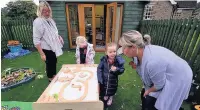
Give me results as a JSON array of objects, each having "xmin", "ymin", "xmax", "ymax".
[{"xmin": 1, "ymin": 0, "xmax": 37, "ymax": 20}]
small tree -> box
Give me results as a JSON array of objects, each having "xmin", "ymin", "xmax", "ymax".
[
  {"xmin": 1, "ymin": 7, "xmax": 11, "ymax": 20},
  {"xmin": 2, "ymin": 0, "xmax": 37, "ymax": 20}
]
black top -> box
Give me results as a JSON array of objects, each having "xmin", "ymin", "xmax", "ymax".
[{"xmin": 80, "ymin": 48, "xmax": 86, "ymax": 64}]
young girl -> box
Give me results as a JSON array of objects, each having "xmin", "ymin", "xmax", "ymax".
[
  {"xmin": 75, "ymin": 36, "xmax": 95, "ymax": 64},
  {"xmin": 97, "ymin": 42, "xmax": 125, "ymax": 107}
]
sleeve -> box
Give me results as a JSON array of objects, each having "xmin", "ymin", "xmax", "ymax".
[
  {"xmin": 111, "ymin": 57, "xmax": 125, "ymax": 75},
  {"xmin": 115, "ymin": 63, "xmax": 125, "ymax": 75},
  {"xmin": 148, "ymin": 61, "xmax": 166, "ymax": 91},
  {"xmin": 97, "ymin": 60, "xmax": 104, "ymax": 84},
  {"xmin": 75, "ymin": 47, "xmax": 80, "ymax": 64},
  {"xmin": 33, "ymin": 19, "xmax": 44, "ymax": 46},
  {"xmin": 89, "ymin": 45, "xmax": 95, "ymax": 59}
]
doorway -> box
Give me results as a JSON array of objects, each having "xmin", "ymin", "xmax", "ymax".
[{"xmin": 66, "ymin": 3, "xmax": 123, "ymax": 51}]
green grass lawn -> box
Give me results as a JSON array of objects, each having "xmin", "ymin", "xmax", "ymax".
[{"xmin": 1, "ymin": 51, "xmax": 191, "ymax": 110}]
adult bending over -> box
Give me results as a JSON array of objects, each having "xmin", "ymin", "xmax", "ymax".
[{"xmin": 118, "ymin": 30, "xmax": 192, "ymax": 110}]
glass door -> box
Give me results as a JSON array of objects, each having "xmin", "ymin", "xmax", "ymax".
[
  {"xmin": 106, "ymin": 2, "xmax": 117, "ymax": 43},
  {"xmin": 66, "ymin": 4, "xmax": 80, "ymax": 48},
  {"xmin": 78, "ymin": 4, "xmax": 96, "ymax": 46},
  {"xmin": 66, "ymin": 3, "xmax": 122, "ymax": 51}
]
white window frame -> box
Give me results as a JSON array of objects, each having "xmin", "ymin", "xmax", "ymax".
[
  {"xmin": 143, "ymin": 4, "xmax": 154, "ymax": 20},
  {"xmin": 173, "ymin": 9, "xmax": 182, "ymax": 18}
]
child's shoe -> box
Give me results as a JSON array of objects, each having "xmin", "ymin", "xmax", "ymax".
[
  {"xmin": 104, "ymin": 96, "xmax": 109, "ymax": 100},
  {"xmin": 107, "ymin": 96, "xmax": 113, "ymax": 106}
]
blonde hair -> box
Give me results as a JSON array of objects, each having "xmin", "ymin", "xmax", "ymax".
[
  {"xmin": 143, "ymin": 34, "xmax": 151, "ymax": 45},
  {"xmin": 106, "ymin": 42, "xmax": 117, "ymax": 51},
  {"xmin": 119, "ymin": 30, "xmax": 151, "ymax": 48},
  {"xmin": 36, "ymin": 1, "xmax": 52, "ymax": 18},
  {"xmin": 76, "ymin": 36, "xmax": 87, "ymax": 46}
]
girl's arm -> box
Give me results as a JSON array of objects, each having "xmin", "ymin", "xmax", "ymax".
[
  {"xmin": 97, "ymin": 60, "xmax": 104, "ymax": 84},
  {"xmin": 89, "ymin": 46, "xmax": 95, "ymax": 59},
  {"xmin": 86, "ymin": 45, "xmax": 95, "ymax": 64},
  {"xmin": 111, "ymin": 56, "xmax": 125, "ymax": 75},
  {"xmin": 111, "ymin": 63, "xmax": 125, "ymax": 75},
  {"xmin": 75, "ymin": 47, "xmax": 80, "ymax": 64}
]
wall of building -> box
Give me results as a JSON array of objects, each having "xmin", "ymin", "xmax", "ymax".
[
  {"xmin": 49, "ymin": 1, "xmax": 69, "ymax": 49},
  {"xmin": 48, "ymin": 1, "xmax": 145, "ymax": 49},
  {"xmin": 152, "ymin": 1, "xmax": 173, "ymax": 20},
  {"xmin": 181, "ymin": 10, "xmax": 193, "ymax": 19},
  {"xmin": 122, "ymin": 1, "xmax": 145, "ymax": 32}
]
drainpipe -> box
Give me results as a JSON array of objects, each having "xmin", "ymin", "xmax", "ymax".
[
  {"xmin": 171, "ymin": 5, "xmax": 177, "ymax": 19},
  {"xmin": 170, "ymin": 0, "xmax": 177, "ymax": 19}
]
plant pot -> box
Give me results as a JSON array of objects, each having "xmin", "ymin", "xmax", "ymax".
[{"xmin": 7, "ymin": 43, "xmax": 22, "ymax": 53}]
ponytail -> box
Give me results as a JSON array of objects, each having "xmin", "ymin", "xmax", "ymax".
[{"xmin": 143, "ymin": 34, "xmax": 151, "ymax": 45}]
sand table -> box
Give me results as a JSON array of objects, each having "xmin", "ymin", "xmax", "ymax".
[{"xmin": 37, "ymin": 64, "xmax": 99, "ymax": 103}]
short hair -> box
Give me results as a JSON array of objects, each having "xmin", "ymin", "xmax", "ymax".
[{"xmin": 106, "ymin": 42, "xmax": 117, "ymax": 51}]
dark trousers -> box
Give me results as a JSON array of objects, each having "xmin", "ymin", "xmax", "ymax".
[
  {"xmin": 99, "ymin": 84, "xmax": 111, "ymax": 109},
  {"xmin": 43, "ymin": 49, "xmax": 57, "ymax": 78},
  {"xmin": 141, "ymin": 88, "xmax": 157, "ymax": 110},
  {"xmin": 141, "ymin": 88, "xmax": 184, "ymax": 110}
]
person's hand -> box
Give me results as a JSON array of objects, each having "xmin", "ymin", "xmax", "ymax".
[
  {"xmin": 111, "ymin": 66, "xmax": 117, "ymax": 71},
  {"xmin": 143, "ymin": 90, "xmax": 150, "ymax": 97},
  {"xmin": 129, "ymin": 61, "xmax": 137, "ymax": 69},
  {"xmin": 59, "ymin": 36, "xmax": 64, "ymax": 45},
  {"xmin": 85, "ymin": 59, "xmax": 88, "ymax": 64},
  {"xmin": 40, "ymin": 54, "xmax": 46, "ymax": 61}
]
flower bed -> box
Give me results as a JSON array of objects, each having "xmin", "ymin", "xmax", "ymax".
[{"xmin": 1, "ymin": 67, "xmax": 37, "ymax": 91}]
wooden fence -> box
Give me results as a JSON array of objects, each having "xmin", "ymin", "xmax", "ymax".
[
  {"xmin": 140, "ymin": 18, "xmax": 200, "ymax": 83},
  {"xmin": 1, "ymin": 19, "xmax": 34, "ymax": 53}
]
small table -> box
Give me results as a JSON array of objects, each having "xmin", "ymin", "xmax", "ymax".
[{"xmin": 33, "ymin": 64, "xmax": 103, "ymax": 110}]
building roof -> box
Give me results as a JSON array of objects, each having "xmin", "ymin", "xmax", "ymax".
[{"xmin": 176, "ymin": 1, "xmax": 197, "ymax": 8}]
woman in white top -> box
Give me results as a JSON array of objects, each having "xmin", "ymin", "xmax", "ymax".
[{"xmin": 33, "ymin": 1, "xmax": 64, "ymax": 82}]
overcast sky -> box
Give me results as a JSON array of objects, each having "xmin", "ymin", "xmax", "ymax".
[{"xmin": 0, "ymin": 0, "xmax": 199, "ymax": 8}]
